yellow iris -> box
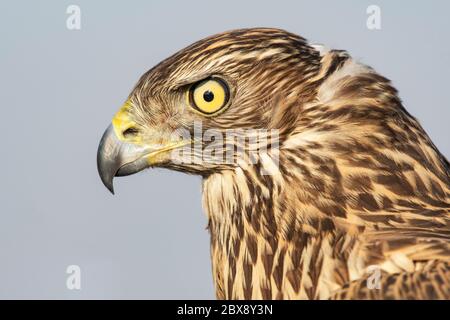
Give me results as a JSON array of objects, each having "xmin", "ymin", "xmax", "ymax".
[{"xmin": 190, "ymin": 78, "xmax": 229, "ymax": 114}]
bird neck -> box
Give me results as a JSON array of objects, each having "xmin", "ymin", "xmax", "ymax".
[{"xmin": 202, "ymin": 165, "xmax": 361, "ymax": 300}]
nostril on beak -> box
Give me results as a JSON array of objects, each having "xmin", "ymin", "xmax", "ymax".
[{"xmin": 122, "ymin": 127, "xmax": 139, "ymax": 139}]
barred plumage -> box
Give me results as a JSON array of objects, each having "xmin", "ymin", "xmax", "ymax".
[{"xmin": 97, "ymin": 28, "xmax": 450, "ymax": 299}]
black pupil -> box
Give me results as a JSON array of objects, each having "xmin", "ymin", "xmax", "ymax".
[{"xmin": 203, "ymin": 90, "xmax": 214, "ymax": 102}]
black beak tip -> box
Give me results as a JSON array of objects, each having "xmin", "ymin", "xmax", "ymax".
[
  {"xmin": 105, "ymin": 180, "xmax": 115, "ymax": 195},
  {"xmin": 97, "ymin": 160, "xmax": 116, "ymax": 195}
]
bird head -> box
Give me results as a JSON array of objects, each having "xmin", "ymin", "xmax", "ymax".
[{"xmin": 97, "ymin": 28, "xmax": 327, "ymax": 193}]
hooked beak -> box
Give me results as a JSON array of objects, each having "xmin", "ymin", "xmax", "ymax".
[
  {"xmin": 98, "ymin": 100, "xmax": 191, "ymax": 194},
  {"xmin": 97, "ymin": 124, "xmax": 152, "ymax": 194}
]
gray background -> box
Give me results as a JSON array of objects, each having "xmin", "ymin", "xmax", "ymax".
[{"xmin": 0, "ymin": 0, "xmax": 448, "ymax": 299}]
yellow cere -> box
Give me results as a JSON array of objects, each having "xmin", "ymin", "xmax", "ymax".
[
  {"xmin": 111, "ymin": 100, "xmax": 142, "ymax": 144},
  {"xmin": 192, "ymin": 79, "xmax": 227, "ymax": 114}
]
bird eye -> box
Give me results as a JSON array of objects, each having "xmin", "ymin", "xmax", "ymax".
[{"xmin": 189, "ymin": 78, "xmax": 230, "ymax": 115}]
